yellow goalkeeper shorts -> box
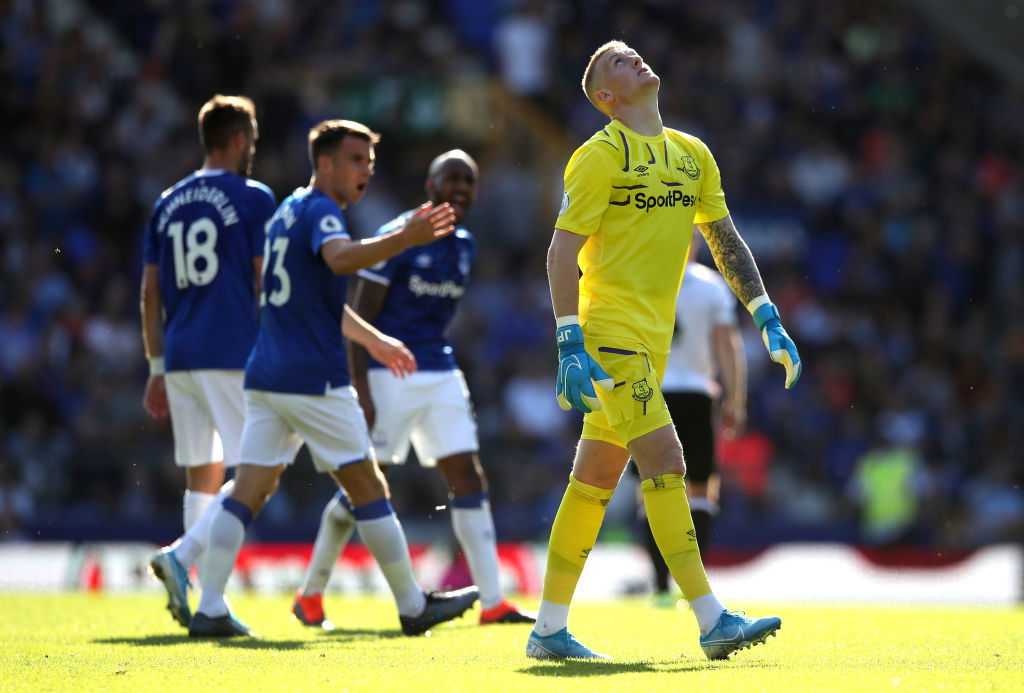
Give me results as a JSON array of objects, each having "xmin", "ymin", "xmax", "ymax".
[{"xmin": 580, "ymin": 334, "xmax": 671, "ymax": 448}]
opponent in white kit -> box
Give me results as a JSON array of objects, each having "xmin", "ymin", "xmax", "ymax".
[
  {"xmin": 292, "ymin": 150, "xmax": 535, "ymax": 628},
  {"xmin": 141, "ymin": 95, "xmax": 275, "ymax": 610},
  {"xmin": 150, "ymin": 120, "xmax": 478, "ymax": 637}
]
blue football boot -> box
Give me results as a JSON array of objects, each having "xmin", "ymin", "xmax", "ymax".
[
  {"xmin": 148, "ymin": 547, "xmax": 191, "ymax": 628},
  {"xmin": 526, "ymin": 628, "xmax": 612, "ymax": 660},
  {"xmin": 699, "ymin": 609, "xmax": 781, "ymax": 660}
]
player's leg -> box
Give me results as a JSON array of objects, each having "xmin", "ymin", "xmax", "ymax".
[
  {"xmin": 328, "ymin": 459, "xmax": 425, "ymax": 615},
  {"xmin": 183, "ymin": 371, "xmax": 246, "ymax": 588},
  {"xmin": 525, "ymin": 437, "xmax": 624, "ymax": 660},
  {"xmin": 672, "ymin": 392, "xmax": 718, "ymax": 552},
  {"xmin": 293, "ymin": 370, "xmax": 416, "ymax": 626},
  {"xmin": 292, "ymin": 489, "xmax": 356, "ymax": 627},
  {"xmin": 529, "ymin": 339, "xmax": 664, "ymax": 659},
  {"xmin": 416, "ymin": 369, "xmax": 534, "ymax": 624},
  {"xmin": 298, "ymin": 386, "xmax": 478, "ymax": 635},
  {"xmin": 329, "ymin": 459, "xmax": 478, "ymax": 635},
  {"xmin": 149, "ymin": 372, "xmax": 226, "ymax": 626},
  {"xmin": 193, "ymin": 461, "xmax": 282, "ymax": 621},
  {"xmin": 166, "ymin": 371, "xmax": 224, "ymax": 527},
  {"xmin": 434, "ymin": 451, "xmax": 536, "ymax": 625},
  {"xmin": 152, "ymin": 373, "xmax": 247, "ymax": 620},
  {"xmin": 629, "ymin": 424, "xmax": 780, "ymax": 659},
  {"xmin": 628, "ymin": 424, "xmax": 718, "ymax": 616},
  {"xmin": 630, "ymin": 461, "xmax": 673, "ymax": 601},
  {"xmin": 183, "ymin": 462, "xmax": 225, "ymax": 577},
  {"xmin": 687, "ymin": 475, "xmax": 720, "ymax": 551},
  {"xmin": 189, "ymin": 390, "xmax": 303, "ymax": 637}
]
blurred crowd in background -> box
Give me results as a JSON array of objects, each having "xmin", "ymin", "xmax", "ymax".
[{"xmin": 1, "ymin": 0, "xmax": 1022, "ymax": 551}]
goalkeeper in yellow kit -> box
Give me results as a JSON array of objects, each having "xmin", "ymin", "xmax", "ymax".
[{"xmin": 525, "ymin": 41, "xmax": 802, "ymax": 662}]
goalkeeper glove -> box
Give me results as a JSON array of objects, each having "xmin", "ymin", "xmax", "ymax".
[
  {"xmin": 555, "ymin": 319, "xmax": 614, "ymax": 413},
  {"xmin": 749, "ymin": 297, "xmax": 802, "ymax": 389}
]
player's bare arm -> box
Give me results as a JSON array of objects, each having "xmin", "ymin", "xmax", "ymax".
[
  {"xmin": 342, "ymin": 304, "xmax": 416, "ymax": 381},
  {"xmin": 253, "ymin": 256, "xmax": 264, "ymax": 295},
  {"xmin": 546, "ymin": 228, "xmax": 589, "ymax": 317},
  {"xmin": 139, "ymin": 263, "xmax": 168, "ymax": 419},
  {"xmin": 699, "ymin": 214, "xmax": 802, "ymax": 389},
  {"xmin": 696, "ymin": 215, "xmax": 767, "ymax": 306},
  {"xmin": 713, "ymin": 323, "xmax": 747, "ymax": 437},
  {"xmin": 345, "ymin": 278, "xmax": 391, "ymax": 428},
  {"xmin": 320, "ymin": 203, "xmax": 456, "ymax": 275}
]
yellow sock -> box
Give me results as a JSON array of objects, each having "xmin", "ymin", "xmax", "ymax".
[
  {"xmin": 641, "ymin": 473, "xmax": 712, "ymax": 601},
  {"xmin": 541, "ymin": 474, "xmax": 614, "ymax": 606}
]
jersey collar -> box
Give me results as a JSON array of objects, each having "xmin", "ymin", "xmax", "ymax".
[{"xmin": 608, "ymin": 118, "xmax": 666, "ymax": 144}]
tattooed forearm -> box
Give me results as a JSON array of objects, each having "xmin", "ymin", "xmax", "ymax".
[{"xmin": 696, "ymin": 215, "xmax": 766, "ymax": 305}]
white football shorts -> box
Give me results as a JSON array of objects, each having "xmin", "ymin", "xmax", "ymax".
[
  {"xmin": 165, "ymin": 370, "xmax": 244, "ymax": 468},
  {"xmin": 368, "ymin": 369, "xmax": 478, "ymax": 467},
  {"xmin": 239, "ymin": 386, "xmax": 373, "ymax": 472}
]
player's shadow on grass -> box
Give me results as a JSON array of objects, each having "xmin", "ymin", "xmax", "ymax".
[
  {"xmin": 519, "ymin": 658, "xmax": 772, "ymax": 677},
  {"xmin": 94, "ymin": 635, "xmax": 307, "ymax": 650},
  {"xmin": 321, "ymin": 627, "xmax": 404, "ymax": 641},
  {"xmin": 519, "ymin": 661, "xmax": 660, "ymax": 677}
]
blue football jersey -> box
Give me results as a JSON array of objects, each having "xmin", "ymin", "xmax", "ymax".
[
  {"xmin": 358, "ymin": 211, "xmax": 476, "ymax": 371},
  {"xmin": 143, "ymin": 169, "xmax": 276, "ymax": 371},
  {"xmin": 244, "ymin": 187, "xmax": 352, "ymax": 394}
]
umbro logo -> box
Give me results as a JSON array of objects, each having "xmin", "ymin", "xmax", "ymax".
[{"xmin": 633, "ymin": 165, "xmax": 649, "ymax": 173}]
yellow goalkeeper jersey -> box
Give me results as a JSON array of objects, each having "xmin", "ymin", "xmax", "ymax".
[{"xmin": 555, "ymin": 118, "xmax": 730, "ymax": 354}]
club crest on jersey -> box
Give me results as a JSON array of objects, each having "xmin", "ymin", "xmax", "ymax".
[
  {"xmin": 679, "ymin": 154, "xmax": 701, "ymax": 181},
  {"xmin": 414, "ymin": 253, "xmax": 433, "ymax": 268},
  {"xmin": 631, "ymin": 377, "xmax": 654, "ymax": 402}
]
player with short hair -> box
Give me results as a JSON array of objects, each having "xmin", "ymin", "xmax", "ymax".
[
  {"xmin": 141, "ymin": 94, "xmax": 275, "ymax": 615},
  {"xmin": 151, "ymin": 119, "xmax": 478, "ymax": 638},
  {"xmin": 291, "ymin": 150, "xmax": 535, "ymax": 629},
  {"xmin": 526, "ymin": 41, "xmax": 801, "ymax": 661},
  {"xmin": 639, "ymin": 234, "xmax": 747, "ymax": 604}
]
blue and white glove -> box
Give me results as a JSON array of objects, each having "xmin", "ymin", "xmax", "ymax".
[
  {"xmin": 749, "ymin": 297, "xmax": 802, "ymax": 389},
  {"xmin": 555, "ymin": 319, "xmax": 614, "ymax": 413}
]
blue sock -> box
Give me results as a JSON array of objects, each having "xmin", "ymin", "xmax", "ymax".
[
  {"xmin": 353, "ymin": 497, "xmax": 394, "ymax": 521},
  {"xmin": 451, "ymin": 491, "xmax": 489, "ymax": 509},
  {"xmin": 222, "ymin": 497, "xmax": 253, "ymax": 527}
]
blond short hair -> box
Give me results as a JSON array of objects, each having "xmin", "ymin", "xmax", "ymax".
[{"xmin": 581, "ymin": 40, "xmax": 629, "ymax": 112}]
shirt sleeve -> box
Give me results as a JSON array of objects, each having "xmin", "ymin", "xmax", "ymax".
[
  {"xmin": 356, "ymin": 216, "xmax": 407, "ymax": 285},
  {"xmin": 693, "ymin": 139, "xmax": 729, "ymax": 225},
  {"xmin": 554, "ymin": 144, "xmax": 613, "ymax": 237},
  {"xmin": 309, "ymin": 198, "xmax": 349, "ymax": 255},
  {"xmin": 712, "ymin": 275, "xmax": 738, "ymax": 326},
  {"xmin": 246, "ymin": 181, "xmax": 277, "ymax": 259}
]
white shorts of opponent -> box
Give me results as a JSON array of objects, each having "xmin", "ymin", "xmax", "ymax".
[
  {"xmin": 165, "ymin": 370, "xmax": 244, "ymax": 468},
  {"xmin": 368, "ymin": 369, "xmax": 479, "ymax": 467},
  {"xmin": 239, "ymin": 386, "xmax": 373, "ymax": 472}
]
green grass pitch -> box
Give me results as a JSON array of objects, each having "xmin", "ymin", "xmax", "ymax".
[{"xmin": 1, "ymin": 593, "xmax": 1021, "ymax": 692}]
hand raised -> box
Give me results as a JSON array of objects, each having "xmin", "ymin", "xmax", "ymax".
[{"xmin": 400, "ymin": 202, "xmax": 456, "ymax": 247}]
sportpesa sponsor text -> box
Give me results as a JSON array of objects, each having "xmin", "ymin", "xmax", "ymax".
[
  {"xmin": 408, "ymin": 274, "xmax": 465, "ymax": 299},
  {"xmin": 634, "ymin": 190, "xmax": 696, "ymax": 211}
]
